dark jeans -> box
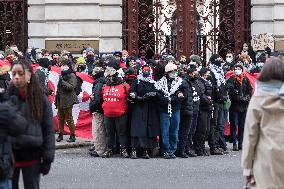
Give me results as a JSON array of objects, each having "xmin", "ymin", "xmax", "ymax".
[
  {"xmin": 0, "ymin": 179, "xmax": 11, "ymax": 189},
  {"xmin": 194, "ymin": 110, "xmax": 211, "ymax": 150},
  {"xmin": 12, "ymin": 162, "xmax": 41, "ymax": 189},
  {"xmin": 229, "ymin": 111, "xmax": 246, "ymax": 146},
  {"xmin": 104, "ymin": 114, "xmax": 128, "ymax": 150},
  {"xmin": 160, "ymin": 111, "xmax": 180, "ymax": 154},
  {"xmin": 187, "ymin": 112, "xmax": 199, "ymax": 149},
  {"xmin": 210, "ymin": 103, "xmax": 226, "ymax": 150},
  {"xmin": 178, "ymin": 114, "xmax": 192, "ymax": 150}
]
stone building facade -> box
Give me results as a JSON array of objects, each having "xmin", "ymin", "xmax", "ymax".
[{"xmin": 28, "ymin": 0, "xmax": 122, "ymax": 54}]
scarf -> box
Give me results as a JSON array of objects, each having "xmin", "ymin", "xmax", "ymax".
[
  {"xmin": 155, "ymin": 76, "xmax": 183, "ymax": 116},
  {"xmin": 137, "ymin": 67, "xmax": 155, "ymax": 84},
  {"xmin": 209, "ymin": 64, "xmax": 226, "ymax": 87},
  {"xmin": 38, "ymin": 66, "xmax": 50, "ymax": 86},
  {"xmin": 255, "ymin": 80, "xmax": 284, "ymax": 100},
  {"xmin": 234, "ymin": 73, "xmax": 244, "ymax": 85}
]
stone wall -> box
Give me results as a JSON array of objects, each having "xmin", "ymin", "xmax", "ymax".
[
  {"xmin": 251, "ymin": 0, "xmax": 284, "ymax": 51},
  {"xmin": 28, "ymin": 0, "xmax": 122, "ymax": 53}
]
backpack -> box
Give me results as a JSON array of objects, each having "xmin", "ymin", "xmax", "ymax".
[{"xmin": 75, "ymin": 75, "xmax": 83, "ymax": 96}]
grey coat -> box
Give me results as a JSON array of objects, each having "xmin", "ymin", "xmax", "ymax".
[{"xmin": 55, "ymin": 72, "xmax": 79, "ymax": 109}]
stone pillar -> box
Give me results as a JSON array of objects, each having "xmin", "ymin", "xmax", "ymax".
[{"xmin": 28, "ymin": 0, "xmax": 123, "ymax": 53}]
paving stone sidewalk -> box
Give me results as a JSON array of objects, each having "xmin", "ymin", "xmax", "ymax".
[{"xmin": 55, "ymin": 134, "xmax": 93, "ymax": 149}]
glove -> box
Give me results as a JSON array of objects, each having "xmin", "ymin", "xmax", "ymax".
[{"xmin": 40, "ymin": 162, "xmax": 51, "ymax": 176}]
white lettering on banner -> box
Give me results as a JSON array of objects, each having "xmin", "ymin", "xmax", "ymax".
[{"xmin": 103, "ymin": 88, "xmax": 121, "ymax": 102}]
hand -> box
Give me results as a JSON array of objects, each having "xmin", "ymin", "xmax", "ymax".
[
  {"xmin": 0, "ymin": 88, "xmax": 4, "ymax": 93},
  {"xmin": 40, "ymin": 162, "xmax": 51, "ymax": 176},
  {"xmin": 129, "ymin": 93, "xmax": 136, "ymax": 99},
  {"xmin": 90, "ymin": 95, "xmax": 94, "ymax": 100},
  {"xmin": 177, "ymin": 92, "xmax": 184, "ymax": 98},
  {"xmin": 207, "ymin": 96, "xmax": 212, "ymax": 101}
]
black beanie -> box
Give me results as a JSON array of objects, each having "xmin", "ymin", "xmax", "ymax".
[
  {"xmin": 107, "ymin": 59, "xmax": 120, "ymax": 70},
  {"xmin": 209, "ymin": 54, "xmax": 223, "ymax": 65},
  {"xmin": 38, "ymin": 58, "xmax": 50, "ymax": 68}
]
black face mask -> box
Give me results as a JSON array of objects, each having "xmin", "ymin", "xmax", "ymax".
[
  {"xmin": 188, "ymin": 75, "xmax": 195, "ymax": 81},
  {"xmin": 206, "ymin": 75, "xmax": 212, "ymax": 81}
]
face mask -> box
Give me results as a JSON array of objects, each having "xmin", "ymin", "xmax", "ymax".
[
  {"xmin": 235, "ymin": 70, "xmax": 242, "ymax": 76},
  {"xmin": 226, "ymin": 58, "xmax": 233, "ymax": 63},
  {"xmin": 61, "ymin": 66, "xmax": 69, "ymax": 71},
  {"xmin": 168, "ymin": 72, "xmax": 177, "ymax": 79},
  {"xmin": 206, "ymin": 75, "xmax": 212, "ymax": 81},
  {"xmin": 143, "ymin": 73, "xmax": 150, "ymax": 78},
  {"xmin": 257, "ymin": 63, "xmax": 264, "ymax": 68}
]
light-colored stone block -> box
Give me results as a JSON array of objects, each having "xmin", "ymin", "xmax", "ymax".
[
  {"xmin": 28, "ymin": 0, "xmax": 44, "ymax": 5},
  {"xmin": 28, "ymin": 23, "xmax": 46, "ymax": 37},
  {"xmin": 273, "ymin": 21, "xmax": 284, "ymax": 36},
  {"xmin": 100, "ymin": 0, "xmax": 122, "ymax": 5},
  {"xmin": 251, "ymin": 0, "xmax": 274, "ymax": 5},
  {"xmin": 273, "ymin": 6, "xmax": 284, "ymax": 20},
  {"xmin": 100, "ymin": 23, "xmax": 122, "ymax": 37},
  {"xmin": 45, "ymin": 0, "xmax": 98, "ymax": 3},
  {"xmin": 100, "ymin": 6, "xmax": 122, "ymax": 21},
  {"xmin": 45, "ymin": 5, "xmax": 100, "ymax": 20},
  {"xmin": 28, "ymin": 6, "xmax": 45, "ymax": 21},
  {"xmin": 28, "ymin": 38, "xmax": 46, "ymax": 49},
  {"xmin": 99, "ymin": 38, "xmax": 122, "ymax": 52},
  {"xmin": 251, "ymin": 22, "xmax": 274, "ymax": 35},
  {"xmin": 251, "ymin": 6, "xmax": 273, "ymax": 21}
]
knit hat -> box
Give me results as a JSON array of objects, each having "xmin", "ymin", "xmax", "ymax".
[
  {"xmin": 38, "ymin": 58, "xmax": 50, "ymax": 69},
  {"xmin": 0, "ymin": 59, "xmax": 11, "ymax": 75},
  {"xmin": 113, "ymin": 51, "xmax": 122, "ymax": 57},
  {"xmin": 190, "ymin": 55, "xmax": 201, "ymax": 64},
  {"xmin": 86, "ymin": 47, "xmax": 95, "ymax": 55},
  {"xmin": 166, "ymin": 55, "xmax": 176, "ymax": 62},
  {"xmin": 76, "ymin": 57, "xmax": 86, "ymax": 65},
  {"xmin": 165, "ymin": 62, "xmax": 177, "ymax": 73},
  {"xmin": 209, "ymin": 54, "xmax": 223, "ymax": 65}
]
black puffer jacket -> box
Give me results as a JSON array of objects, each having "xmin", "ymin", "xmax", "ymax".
[
  {"xmin": 227, "ymin": 75, "xmax": 252, "ymax": 112},
  {"xmin": 184, "ymin": 76, "xmax": 203, "ymax": 113},
  {"xmin": 89, "ymin": 72, "xmax": 106, "ymax": 114},
  {"xmin": 198, "ymin": 77, "xmax": 213, "ymax": 111},
  {"xmin": 180, "ymin": 78, "xmax": 193, "ymax": 116},
  {"xmin": 12, "ymin": 95, "xmax": 55, "ymax": 164},
  {"xmin": 0, "ymin": 74, "xmax": 10, "ymax": 102}
]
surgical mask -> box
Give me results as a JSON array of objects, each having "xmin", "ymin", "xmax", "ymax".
[
  {"xmin": 61, "ymin": 66, "xmax": 69, "ymax": 71},
  {"xmin": 226, "ymin": 58, "xmax": 233, "ymax": 63},
  {"xmin": 235, "ymin": 70, "xmax": 242, "ymax": 76},
  {"xmin": 168, "ymin": 72, "xmax": 177, "ymax": 79},
  {"xmin": 257, "ymin": 62, "xmax": 264, "ymax": 68}
]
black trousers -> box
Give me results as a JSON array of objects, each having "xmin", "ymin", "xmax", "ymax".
[
  {"xmin": 104, "ymin": 114, "xmax": 128, "ymax": 150},
  {"xmin": 229, "ymin": 110, "xmax": 246, "ymax": 146},
  {"xmin": 12, "ymin": 162, "xmax": 41, "ymax": 189},
  {"xmin": 209, "ymin": 103, "xmax": 226, "ymax": 150},
  {"xmin": 194, "ymin": 110, "xmax": 211, "ymax": 150},
  {"xmin": 178, "ymin": 114, "xmax": 192, "ymax": 151}
]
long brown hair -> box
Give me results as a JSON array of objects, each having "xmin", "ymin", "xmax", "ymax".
[
  {"xmin": 9, "ymin": 58, "xmax": 44, "ymax": 121},
  {"xmin": 258, "ymin": 57, "xmax": 284, "ymax": 82}
]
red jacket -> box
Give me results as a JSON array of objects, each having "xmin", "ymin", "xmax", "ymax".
[{"xmin": 102, "ymin": 83, "xmax": 130, "ymax": 117}]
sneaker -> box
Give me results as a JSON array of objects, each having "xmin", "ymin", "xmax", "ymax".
[
  {"xmin": 56, "ymin": 133, "xmax": 63, "ymax": 142},
  {"xmin": 130, "ymin": 149, "xmax": 137, "ymax": 159},
  {"xmin": 169, "ymin": 153, "xmax": 176, "ymax": 159},
  {"xmin": 89, "ymin": 146, "xmax": 96, "ymax": 152},
  {"xmin": 203, "ymin": 150, "xmax": 210, "ymax": 156},
  {"xmin": 66, "ymin": 134, "xmax": 76, "ymax": 143},
  {"xmin": 163, "ymin": 152, "xmax": 172, "ymax": 159},
  {"xmin": 238, "ymin": 145, "xmax": 242, "ymax": 151},
  {"xmin": 186, "ymin": 149, "xmax": 197, "ymax": 157},
  {"xmin": 233, "ymin": 144, "xmax": 239, "ymax": 151},
  {"xmin": 142, "ymin": 150, "xmax": 150, "ymax": 159},
  {"xmin": 89, "ymin": 150, "xmax": 99, "ymax": 157},
  {"xmin": 101, "ymin": 150, "xmax": 113, "ymax": 158},
  {"xmin": 121, "ymin": 148, "xmax": 129, "ymax": 158},
  {"xmin": 210, "ymin": 148, "xmax": 224, "ymax": 155},
  {"xmin": 219, "ymin": 148, "xmax": 229, "ymax": 154}
]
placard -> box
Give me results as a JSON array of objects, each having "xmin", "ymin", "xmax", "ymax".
[
  {"xmin": 45, "ymin": 40, "xmax": 99, "ymax": 53},
  {"xmin": 251, "ymin": 33, "xmax": 274, "ymax": 51}
]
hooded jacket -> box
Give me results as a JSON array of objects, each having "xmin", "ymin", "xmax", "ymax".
[{"xmin": 242, "ymin": 80, "xmax": 284, "ymax": 189}]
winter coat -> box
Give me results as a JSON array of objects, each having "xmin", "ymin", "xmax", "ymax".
[
  {"xmin": 0, "ymin": 99, "xmax": 29, "ymax": 179},
  {"xmin": 89, "ymin": 73, "xmax": 106, "ymax": 114},
  {"xmin": 55, "ymin": 71, "xmax": 79, "ymax": 109},
  {"xmin": 86, "ymin": 59, "xmax": 96, "ymax": 75},
  {"xmin": 242, "ymin": 80, "xmax": 284, "ymax": 189},
  {"xmin": 0, "ymin": 74, "xmax": 10, "ymax": 102},
  {"xmin": 156, "ymin": 77, "xmax": 188, "ymax": 114},
  {"xmin": 12, "ymin": 95, "xmax": 55, "ymax": 164},
  {"xmin": 210, "ymin": 71, "xmax": 227, "ymax": 104},
  {"xmin": 198, "ymin": 77, "xmax": 213, "ymax": 112},
  {"xmin": 129, "ymin": 80, "xmax": 160, "ymax": 138},
  {"xmin": 35, "ymin": 68, "xmax": 52, "ymax": 95},
  {"xmin": 180, "ymin": 78, "xmax": 193, "ymax": 116},
  {"xmin": 227, "ymin": 75, "xmax": 252, "ymax": 112}
]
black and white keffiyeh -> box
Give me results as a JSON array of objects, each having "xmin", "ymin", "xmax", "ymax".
[
  {"xmin": 38, "ymin": 66, "xmax": 50, "ymax": 86},
  {"xmin": 209, "ymin": 64, "xmax": 226, "ymax": 87},
  {"xmin": 137, "ymin": 67, "xmax": 155, "ymax": 84}
]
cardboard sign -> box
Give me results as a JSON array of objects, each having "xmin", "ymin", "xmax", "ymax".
[
  {"xmin": 252, "ymin": 33, "xmax": 274, "ymax": 51},
  {"xmin": 45, "ymin": 40, "xmax": 99, "ymax": 53}
]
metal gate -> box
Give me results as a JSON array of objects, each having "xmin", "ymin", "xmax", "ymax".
[
  {"xmin": 123, "ymin": 0, "xmax": 251, "ymax": 60},
  {"xmin": 0, "ymin": 0, "xmax": 28, "ymax": 51}
]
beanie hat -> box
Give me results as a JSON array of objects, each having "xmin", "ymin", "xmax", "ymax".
[
  {"xmin": 104, "ymin": 59, "xmax": 121, "ymax": 77},
  {"xmin": 166, "ymin": 55, "xmax": 176, "ymax": 62},
  {"xmin": 209, "ymin": 54, "xmax": 223, "ymax": 65},
  {"xmin": 0, "ymin": 59, "xmax": 11, "ymax": 75},
  {"xmin": 51, "ymin": 51, "xmax": 61, "ymax": 56},
  {"xmin": 76, "ymin": 57, "xmax": 86, "ymax": 65},
  {"xmin": 38, "ymin": 58, "xmax": 50, "ymax": 69},
  {"xmin": 165, "ymin": 62, "xmax": 177, "ymax": 73},
  {"xmin": 190, "ymin": 55, "xmax": 201, "ymax": 64},
  {"xmin": 86, "ymin": 47, "xmax": 95, "ymax": 55},
  {"xmin": 113, "ymin": 51, "xmax": 122, "ymax": 57}
]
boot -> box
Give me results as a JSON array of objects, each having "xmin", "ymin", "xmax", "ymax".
[
  {"xmin": 101, "ymin": 150, "xmax": 113, "ymax": 158},
  {"xmin": 130, "ymin": 148, "xmax": 137, "ymax": 159},
  {"xmin": 186, "ymin": 148, "xmax": 197, "ymax": 157},
  {"xmin": 66, "ymin": 134, "xmax": 76, "ymax": 143},
  {"xmin": 142, "ymin": 150, "xmax": 150, "ymax": 159},
  {"xmin": 178, "ymin": 148, "xmax": 189, "ymax": 158},
  {"xmin": 233, "ymin": 144, "xmax": 239, "ymax": 151},
  {"xmin": 121, "ymin": 148, "xmax": 129, "ymax": 158},
  {"xmin": 56, "ymin": 133, "xmax": 63, "ymax": 142},
  {"xmin": 210, "ymin": 148, "xmax": 224, "ymax": 155}
]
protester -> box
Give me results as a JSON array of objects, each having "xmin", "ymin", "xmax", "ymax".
[
  {"xmin": 227, "ymin": 63, "xmax": 252, "ymax": 151},
  {"xmin": 128, "ymin": 65, "xmax": 160, "ymax": 159},
  {"xmin": 0, "ymin": 60, "xmax": 11, "ymax": 102},
  {"xmin": 242, "ymin": 57, "xmax": 284, "ymax": 189},
  {"xmin": 35, "ymin": 58, "xmax": 52, "ymax": 96},
  {"xmin": 155, "ymin": 62, "xmax": 187, "ymax": 159},
  {"xmin": 55, "ymin": 59, "xmax": 79, "ymax": 143},
  {"xmin": 7, "ymin": 58, "xmax": 55, "ymax": 189}
]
